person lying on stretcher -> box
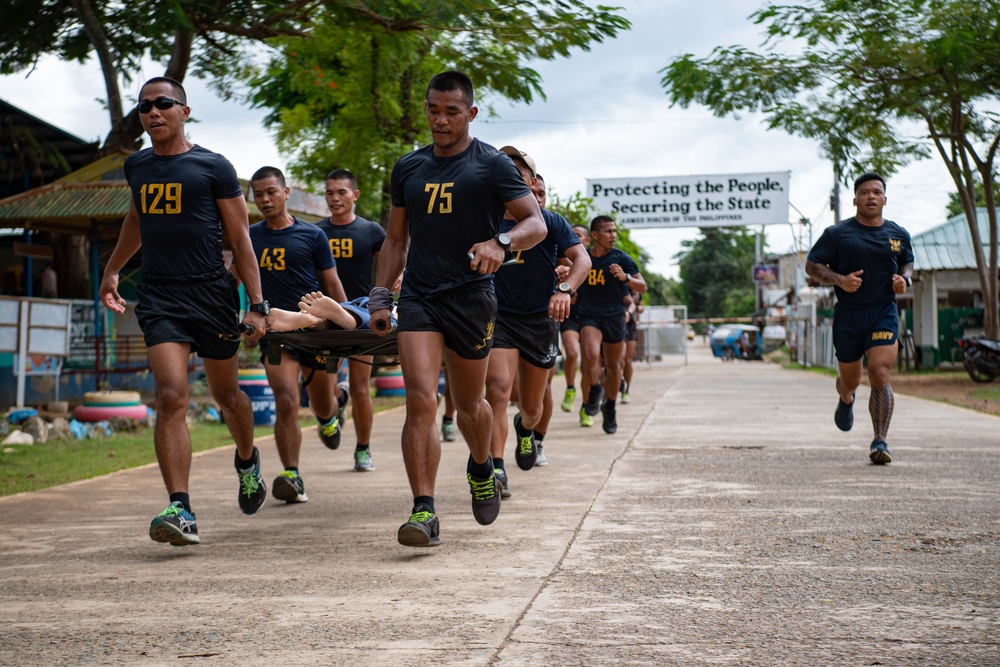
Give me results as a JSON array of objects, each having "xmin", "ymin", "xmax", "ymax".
[{"xmin": 266, "ymin": 293, "xmax": 392, "ymax": 332}]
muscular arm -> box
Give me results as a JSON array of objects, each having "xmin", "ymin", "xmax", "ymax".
[
  {"xmin": 219, "ymin": 196, "xmax": 266, "ymax": 339},
  {"xmin": 99, "ymin": 199, "xmax": 143, "ymax": 313},
  {"xmin": 563, "ymin": 244, "xmax": 591, "ymax": 293},
  {"xmin": 374, "ymin": 206, "xmax": 409, "ymax": 290},
  {"xmin": 805, "ymin": 259, "xmax": 864, "ymax": 292}
]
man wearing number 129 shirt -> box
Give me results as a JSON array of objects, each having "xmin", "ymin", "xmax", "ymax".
[{"xmin": 99, "ymin": 76, "xmax": 268, "ymax": 548}]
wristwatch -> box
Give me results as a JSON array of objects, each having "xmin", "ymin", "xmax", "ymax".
[
  {"xmin": 248, "ymin": 300, "xmax": 270, "ymax": 316},
  {"xmin": 556, "ymin": 282, "xmax": 573, "ymax": 295},
  {"xmin": 903, "ymin": 276, "xmax": 912, "ymax": 287},
  {"xmin": 494, "ymin": 232, "xmax": 512, "ymax": 253}
]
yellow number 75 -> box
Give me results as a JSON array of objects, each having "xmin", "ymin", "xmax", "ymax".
[{"xmin": 425, "ymin": 182, "xmax": 454, "ymax": 214}]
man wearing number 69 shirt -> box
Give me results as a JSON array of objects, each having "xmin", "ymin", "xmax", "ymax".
[
  {"xmin": 99, "ymin": 76, "xmax": 269, "ymax": 547},
  {"xmin": 316, "ymin": 169, "xmax": 386, "ymax": 472}
]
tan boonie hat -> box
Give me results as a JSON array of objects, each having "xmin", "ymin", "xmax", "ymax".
[{"xmin": 499, "ymin": 145, "xmax": 537, "ymax": 178}]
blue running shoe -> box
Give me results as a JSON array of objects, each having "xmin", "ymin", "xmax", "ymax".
[
  {"xmin": 236, "ymin": 446, "xmax": 267, "ymax": 514},
  {"xmin": 869, "ymin": 437, "xmax": 892, "ymax": 464},
  {"xmin": 834, "ymin": 393, "xmax": 855, "ymax": 432},
  {"xmin": 397, "ymin": 506, "xmax": 442, "ymax": 547},
  {"xmin": 149, "ymin": 501, "xmax": 200, "ymax": 546}
]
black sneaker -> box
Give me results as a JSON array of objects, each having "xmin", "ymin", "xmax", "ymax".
[
  {"xmin": 397, "ymin": 506, "xmax": 442, "ymax": 547},
  {"xmin": 317, "ymin": 414, "xmax": 342, "ymax": 450},
  {"xmin": 495, "ymin": 468, "xmax": 511, "ymax": 499},
  {"xmin": 869, "ymin": 437, "xmax": 892, "ymax": 464},
  {"xmin": 468, "ymin": 465, "xmax": 502, "ymax": 526},
  {"xmin": 236, "ymin": 446, "xmax": 267, "ymax": 515},
  {"xmin": 583, "ymin": 384, "xmax": 604, "ymax": 416},
  {"xmin": 601, "ymin": 399, "xmax": 618, "ymax": 434},
  {"xmin": 149, "ymin": 501, "xmax": 200, "ymax": 546},
  {"xmin": 513, "ymin": 413, "xmax": 537, "ymax": 470},
  {"xmin": 834, "ymin": 393, "xmax": 855, "ymax": 432},
  {"xmin": 272, "ymin": 469, "xmax": 308, "ymax": 503}
]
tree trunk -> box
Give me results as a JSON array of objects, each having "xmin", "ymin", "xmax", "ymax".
[{"xmin": 51, "ymin": 233, "xmax": 91, "ymax": 299}]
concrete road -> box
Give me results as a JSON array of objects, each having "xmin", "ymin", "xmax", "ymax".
[{"xmin": 1, "ymin": 342, "xmax": 998, "ymax": 666}]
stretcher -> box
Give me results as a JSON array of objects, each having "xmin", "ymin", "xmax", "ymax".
[{"xmin": 260, "ymin": 327, "xmax": 399, "ymax": 372}]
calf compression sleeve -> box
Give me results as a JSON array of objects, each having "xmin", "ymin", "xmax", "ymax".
[{"xmin": 869, "ymin": 384, "xmax": 894, "ymax": 440}]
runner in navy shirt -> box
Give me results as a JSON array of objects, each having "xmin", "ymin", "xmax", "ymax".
[
  {"xmin": 485, "ymin": 147, "xmax": 590, "ymax": 498},
  {"xmin": 316, "ymin": 168, "xmax": 387, "ymax": 472},
  {"xmin": 576, "ymin": 215, "xmax": 646, "ymax": 434},
  {"xmin": 247, "ymin": 166, "xmax": 348, "ymax": 503},
  {"xmin": 368, "ymin": 71, "xmax": 546, "ymax": 547},
  {"xmin": 806, "ymin": 172, "xmax": 914, "ymax": 464}
]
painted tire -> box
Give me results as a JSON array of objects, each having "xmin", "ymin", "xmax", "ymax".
[
  {"xmin": 375, "ymin": 387, "xmax": 406, "ymax": 397},
  {"xmin": 238, "ymin": 368, "xmax": 268, "ymax": 381},
  {"xmin": 74, "ymin": 404, "xmax": 149, "ymax": 422},
  {"xmin": 83, "ymin": 391, "xmax": 142, "ymax": 407},
  {"xmin": 374, "ymin": 375, "xmax": 406, "ymax": 390}
]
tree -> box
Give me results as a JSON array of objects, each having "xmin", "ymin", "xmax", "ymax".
[
  {"xmin": 660, "ymin": 0, "xmax": 1000, "ymax": 338},
  {"xmin": 248, "ymin": 4, "xmax": 629, "ymax": 220},
  {"xmin": 675, "ymin": 227, "xmax": 759, "ymax": 318}
]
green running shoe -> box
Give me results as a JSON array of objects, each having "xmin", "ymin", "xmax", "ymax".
[
  {"xmin": 579, "ymin": 406, "xmax": 593, "ymax": 428},
  {"xmin": 236, "ymin": 446, "xmax": 266, "ymax": 515},
  {"xmin": 560, "ymin": 387, "xmax": 576, "ymax": 412},
  {"xmin": 354, "ymin": 448, "xmax": 375, "ymax": 472}
]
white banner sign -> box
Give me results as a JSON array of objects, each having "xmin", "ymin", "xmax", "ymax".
[{"xmin": 587, "ymin": 171, "xmax": 790, "ymax": 229}]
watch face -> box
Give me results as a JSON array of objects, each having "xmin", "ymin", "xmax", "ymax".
[
  {"xmin": 498, "ymin": 233, "xmax": 511, "ymax": 245},
  {"xmin": 558, "ymin": 282, "xmax": 572, "ymax": 293}
]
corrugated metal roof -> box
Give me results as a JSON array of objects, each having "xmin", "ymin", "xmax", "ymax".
[
  {"xmin": 912, "ymin": 208, "xmax": 993, "ymax": 271},
  {"xmin": 0, "ymin": 182, "xmax": 131, "ymax": 232}
]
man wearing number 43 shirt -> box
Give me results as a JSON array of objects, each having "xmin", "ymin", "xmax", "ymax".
[
  {"xmin": 99, "ymin": 76, "xmax": 268, "ymax": 547},
  {"xmin": 316, "ymin": 169, "xmax": 386, "ymax": 472}
]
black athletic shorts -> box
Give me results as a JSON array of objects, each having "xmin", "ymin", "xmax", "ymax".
[
  {"xmin": 398, "ymin": 287, "xmax": 497, "ymax": 360},
  {"xmin": 259, "ymin": 338, "xmax": 337, "ymax": 372},
  {"xmin": 560, "ymin": 315, "xmax": 582, "ymax": 335},
  {"xmin": 833, "ymin": 301, "xmax": 899, "ymax": 363},
  {"xmin": 625, "ymin": 317, "xmax": 638, "ymax": 342},
  {"xmin": 135, "ymin": 271, "xmax": 241, "ymax": 360},
  {"xmin": 494, "ymin": 311, "xmax": 560, "ymax": 369},
  {"xmin": 577, "ymin": 313, "xmax": 627, "ymax": 345}
]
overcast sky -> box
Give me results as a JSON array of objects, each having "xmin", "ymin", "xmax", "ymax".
[{"xmin": 0, "ymin": 0, "xmax": 955, "ymax": 279}]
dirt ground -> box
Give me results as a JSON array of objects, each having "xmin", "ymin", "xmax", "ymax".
[{"xmin": 878, "ymin": 369, "xmax": 1000, "ymax": 417}]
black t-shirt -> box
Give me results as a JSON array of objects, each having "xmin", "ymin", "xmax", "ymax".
[
  {"xmin": 390, "ymin": 138, "xmax": 532, "ymax": 297},
  {"xmin": 249, "ymin": 218, "xmax": 335, "ymax": 311},
  {"xmin": 315, "ymin": 215, "xmax": 386, "ymax": 299},
  {"xmin": 576, "ymin": 248, "xmax": 639, "ymax": 319},
  {"xmin": 808, "ymin": 217, "xmax": 914, "ymax": 307},
  {"xmin": 124, "ymin": 145, "xmax": 244, "ymax": 280},
  {"xmin": 495, "ymin": 208, "xmax": 581, "ymax": 314}
]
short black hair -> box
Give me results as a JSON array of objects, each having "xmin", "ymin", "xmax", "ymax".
[
  {"xmin": 325, "ymin": 169, "xmax": 358, "ymax": 190},
  {"xmin": 535, "ymin": 173, "xmax": 545, "ymax": 183},
  {"xmin": 854, "ymin": 172, "xmax": 886, "ymax": 193},
  {"xmin": 250, "ymin": 166, "xmax": 286, "ymax": 188},
  {"xmin": 427, "ymin": 71, "xmax": 474, "ymax": 108},
  {"xmin": 590, "ymin": 215, "xmax": 615, "ymax": 233},
  {"xmin": 140, "ymin": 76, "xmax": 186, "ymax": 103}
]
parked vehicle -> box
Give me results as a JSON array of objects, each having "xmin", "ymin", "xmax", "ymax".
[
  {"xmin": 957, "ymin": 336, "xmax": 1000, "ymax": 383},
  {"xmin": 710, "ymin": 324, "xmax": 763, "ymax": 361}
]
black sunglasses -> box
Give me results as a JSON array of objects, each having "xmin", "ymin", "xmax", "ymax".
[{"xmin": 136, "ymin": 96, "xmax": 186, "ymax": 114}]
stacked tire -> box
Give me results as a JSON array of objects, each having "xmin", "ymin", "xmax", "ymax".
[{"xmin": 73, "ymin": 391, "xmax": 148, "ymax": 422}]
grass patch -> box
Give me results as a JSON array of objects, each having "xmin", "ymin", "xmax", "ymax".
[
  {"xmin": 0, "ymin": 395, "xmax": 405, "ymax": 497},
  {"xmin": 971, "ymin": 386, "xmax": 1000, "ymax": 401}
]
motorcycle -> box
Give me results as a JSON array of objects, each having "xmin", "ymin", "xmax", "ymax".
[{"xmin": 957, "ymin": 336, "xmax": 1000, "ymax": 383}]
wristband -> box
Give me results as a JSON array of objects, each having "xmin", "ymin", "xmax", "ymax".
[{"xmin": 368, "ymin": 287, "xmax": 395, "ymax": 313}]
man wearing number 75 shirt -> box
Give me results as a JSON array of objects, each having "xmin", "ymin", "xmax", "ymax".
[{"xmin": 99, "ymin": 76, "xmax": 268, "ymax": 547}]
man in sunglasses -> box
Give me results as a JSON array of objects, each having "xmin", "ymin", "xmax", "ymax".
[{"xmin": 99, "ymin": 76, "xmax": 269, "ymax": 547}]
